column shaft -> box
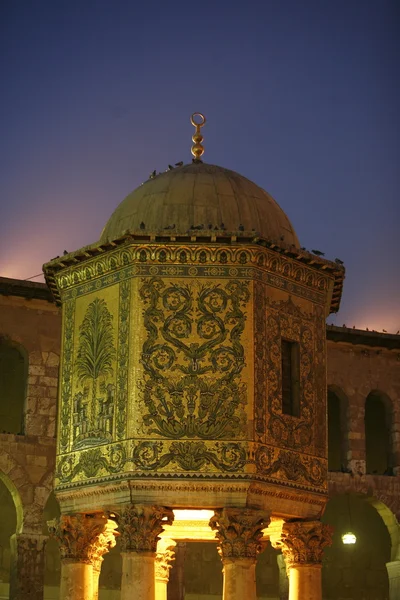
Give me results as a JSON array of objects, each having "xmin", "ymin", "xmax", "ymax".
[
  {"xmin": 9, "ymin": 533, "xmax": 47, "ymax": 600},
  {"xmin": 121, "ymin": 552, "xmax": 155, "ymax": 600},
  {"xmin": 60, "ymin": 561, "xmax": 93, "ymax": 600},
  {"xmin": 288, "ymin": 564, "xmax": 322, "ymax": 600},
  {"xmin": 223, "ymin": 558, "xmax": 256, "ymax": 600}
]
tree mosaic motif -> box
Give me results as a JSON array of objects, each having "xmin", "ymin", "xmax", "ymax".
[
  {"xmin": 139, "ymin": 278, "xmax": 249, "ymax": 440},
  {"xmin": 73, "ymin": 298, "xmax": 116, "ymax": 445}
]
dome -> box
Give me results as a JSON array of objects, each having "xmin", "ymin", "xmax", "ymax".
[{"xmin": 100, "ymin": 162, "xmax": 299, "ymax": 247}]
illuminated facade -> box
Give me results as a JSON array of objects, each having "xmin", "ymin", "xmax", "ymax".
[{"xmin": 0, "ymin": 117, "xmax": 399, "ymax": 599}]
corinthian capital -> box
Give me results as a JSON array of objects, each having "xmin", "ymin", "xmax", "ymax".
[
  {"xmin": 91, "ymin": 518, "xmax": 119, "ymax": 572},
  {"xmin": 155, "ymin": 538, "xmax": 176, "ymax": 582},
  {"xmin": 47, "ymin": 513, "xmax": 109, "ymax": 564},
  {"xmin": 119, "ymin": 504, "xmax": 174, "ymax": 553},
  {"xmin": 270, "ymin": 520, "xmax": 333, "ymax": 568},
  {"xmin": 209, "ymin": 508, "xmax": 270, "ymax": 561}
]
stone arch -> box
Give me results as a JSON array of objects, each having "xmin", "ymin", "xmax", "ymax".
[
  {"xmin": 0, "ymin": 337, "xmax": 29, "ymax": 435},
  {"xmin": 322, "ymin": 492, "xmax": 391, "ymax": 599},
  {"xmin": 327, "ymin": 385, "xmax": 349, "ymax": 471},
  {"xmin": 329, "ymin": 476, "xmax": 400, "ymax": 561},
  {"xmin": 0, "ymin": 470, "xmax": 23, "ymax": 535},
  {"xmin": 0, "ymin": 473, "xmax": 20, "ymax": 594},
  {"xmin": 367, "ymin": 496, "xmax": 400, "ymax": 562},
  {"xmin": 365, "ymin": 389, "xmax": 393, "ymax": 475}
]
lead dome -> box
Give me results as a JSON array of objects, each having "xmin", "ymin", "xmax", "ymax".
[{"xmin": 100, "ymin": 162, "xmax": 300, "ymax": 247}]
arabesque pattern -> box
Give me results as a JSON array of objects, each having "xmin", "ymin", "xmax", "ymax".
[{"xmin": 138, "ymin": 277, "xmax": 249, "ymax": 440}]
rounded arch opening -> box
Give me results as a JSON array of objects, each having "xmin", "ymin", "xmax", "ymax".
[
  {"xmin": 0, "ymin": 474, "xmax": 20, "ymax": 596},
  {"xmin": 0, "ymin": 338, "xmax": 28, "ymax": 435},
  {"xmin": 365, "ymin": 390, "xmax": 393, "ymax": 475},
  {"xmin": 322, "ymin": 493, "xmax": 391, "ymax": 599},
  {"xmin": 327, "ymin": 385, "xmax": 349, "ymax": 472}
]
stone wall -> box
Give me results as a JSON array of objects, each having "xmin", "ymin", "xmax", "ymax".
[{"xmin": 0, "ymin": 287, "xmax": 61, "ymax": 597}]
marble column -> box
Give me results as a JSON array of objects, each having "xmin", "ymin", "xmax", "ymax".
[
  {"xmin": 48, "ymin": 512, "xmax": 117, "ymax": 600},
  {"xmin": 270, "ymin": 520, "xmax": 333, "ymax": 600},
  {"xmin": 155, "ymin": 538, "xmax": 176, "ymax": 600},
  {"xmin": 209, "ymin": 508, "xmax": 270, "ymax": 600},
  {"xmin": 386, "ymin": 560, "xmax": 400, "ymax": 600},
  {"xmin": 277, "ymin": 553, "xmax": 289, "ymax": 600},
  {"xmin": 119, "ymin": 504, "xmax": 174, "ymax": 600},
  {"xmin": 9, "ymin": 533, "xmax": 47, "ymax": 600}
]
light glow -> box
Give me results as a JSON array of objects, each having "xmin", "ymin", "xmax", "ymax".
[
  {"xmin": 342, "ymin": 532, "xmax": 356, "ymax": 544},
  {"xmin": 173, "ymin": 509, "xmax": 214, "ymax": 521}
]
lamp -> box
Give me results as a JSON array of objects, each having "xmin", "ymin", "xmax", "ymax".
[{"xmin": 342, "ymin": 494, "xmax": 356, "ymax": 545}]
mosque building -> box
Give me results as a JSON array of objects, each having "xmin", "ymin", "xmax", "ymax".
[{"xmin": 0, "ymin": 114, "xmax": 399, "ymax": 600}]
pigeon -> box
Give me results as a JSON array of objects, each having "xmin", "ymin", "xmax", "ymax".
[
  {"xmin": 311, "ymin": 249, "xmax": 325, "ymax": 256},
  {"xmin": 168, "ymin": 165, "xmax": 174, "ymax": 170},
  {"xmin": 366, "ymin": 327, "xmax": 369, "ymax": 331},
  {"xmin": 342, "ymin": 324, "xmax": 347, "ymax": 328},
  {"xmin": 140, "ymin": 222, "xmax": 145, "ymax": 230},
  {"xmin": 238, "ymin": 224, "xmax": 244, "ymax": 231},
  {"xmin": 383, "ymin": 329, "xmax": 387, "ymax": 333},
  {"xmin": 220, "ymin": 223, "xmax": 226, "ymax": 230},
  {"xmin": 164, "ymin": 224, "xmax": 175, "ymax": 230},
  {"xmin": 175, "ymin": 161, "xmax": 184, "ymax": 167},
  {"xmin": 149, "ymin": 170, "xmax": 156, "ymax": 179},
  {"xmin": 300, "ymin": 247, "xmax": 307, "ymax": 251},
  {"xmin": 63, "ymin": 250, "xmax": 68, "ymax": 255},
  {"xmin": 335, "ymin": 258, "xmax": 344, "ymax": 265},
  {"xmin": 396, "ymin": 331, "xmax": 399, "ymax": 335}
]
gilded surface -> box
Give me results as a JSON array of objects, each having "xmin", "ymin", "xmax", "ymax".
[
  {"xmin": 138, "ymin": 277, "xmax": 249, "ymax": 439},
  {"xmin": 54, "ymin": 243, "xmax": 331, "ymax": 307},
  {"xmin": 73, "ymin": 297, "xmax": 116, "ymax": 448},
  {"xmin": 54, "ymin": 242, "xmax": 330, "ymax": 497}
]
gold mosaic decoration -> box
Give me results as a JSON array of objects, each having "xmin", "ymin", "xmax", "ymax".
[{"xmin": 138, "ymin": 277, "xmax": 249, "ymax": 439}]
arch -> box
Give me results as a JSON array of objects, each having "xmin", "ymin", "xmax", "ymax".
[
  {"xmin": 329, "ymin": 476, "xmax": 400, "ymax": 562},
  {"xmin": 365, "ymin": 390, "xmax": 393, "ymax": 475},
  {"xmin": 322, "ymin": 493, "xmax": 391, "ymax": 599},
  {"xmin": 0, "ymin": 337, "xmax": 29, "ymax": 435},
  {"xmin": 0, "ymin": 476, "xmax": 18, "ymax": 592},
  {"xmin": 327, "ymin": 385, "xmax": 349, "ymax": 472},
  {"xmin": 0, "ymin": 471, "xmax": 23, "ymax": 534}
]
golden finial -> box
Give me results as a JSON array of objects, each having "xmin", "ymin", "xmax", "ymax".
[{"xmin": 190, "ymin": 112, "xmax": 206, "ymax": 162}]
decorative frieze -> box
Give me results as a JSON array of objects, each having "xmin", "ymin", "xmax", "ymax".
[
  {"xmin": 209, "ymin": 508, "xmax": 270, "ymax": 561},
  {"xmin": 119, "ymin": 504, "xmax": 174, "ymax": 553}
]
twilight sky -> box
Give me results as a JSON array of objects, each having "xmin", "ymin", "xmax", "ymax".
[{"xmin": 0, "ymin": 1, "xmax": 399, "ymax": 331}]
